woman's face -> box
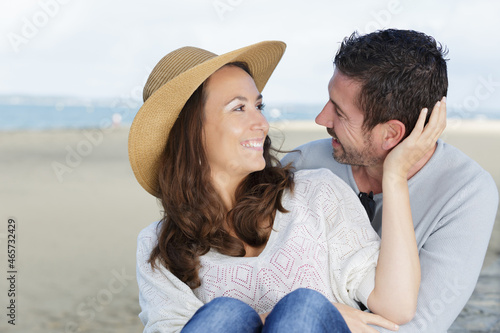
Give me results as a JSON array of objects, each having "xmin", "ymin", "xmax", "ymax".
[{"xmin": 203, "ymin": 65, "xmax": 269, "ymax": 186}]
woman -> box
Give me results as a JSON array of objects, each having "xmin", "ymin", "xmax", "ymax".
[{"xmin": 129, "ymin": 41, "xmax": 446, "ymax": 332}]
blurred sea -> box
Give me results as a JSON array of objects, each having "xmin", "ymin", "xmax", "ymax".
[{"xmin": 1, "ymin": 97, "xmax": 499, "ymax": 131}]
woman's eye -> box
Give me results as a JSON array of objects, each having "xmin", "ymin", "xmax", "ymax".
[
  {"xmin": 257, "ymin": 103, "xmax": 266, "ymax": 111},
  {"xmin": 234, "ymin": 105, "xmax": 245, "ymax": 112}
]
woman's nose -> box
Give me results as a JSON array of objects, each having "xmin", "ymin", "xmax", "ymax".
[{"xmin": 251, "ymin": 108, "xmax": 269, "ymax": 133}]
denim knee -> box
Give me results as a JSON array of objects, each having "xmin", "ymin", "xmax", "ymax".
[
  {"xmin": 287, "ymin": 288, "xmax": 344, "ymax": 321},
  {"xmin": 263, "ymin": 288, "xmax": 350, "ymax": 333},
  {"xmin": 284, "ymin": 288, "xmax": 331, "ymax": 309},
  {"xmin": 182, "ymin": 297, "xmax": 262, "ymax": 333},
  {"xmin": 287, "ymin": 288, "xmax": 324, "ymax": 300}
]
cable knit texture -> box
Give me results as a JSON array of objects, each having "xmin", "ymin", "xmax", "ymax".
[{"xmin": 136, "ymin": 168, "xmax": 380, "ymax": 332}]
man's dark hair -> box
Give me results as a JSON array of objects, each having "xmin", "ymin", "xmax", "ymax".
[{"xmin": 334, "ymin": 29, "xmax": 448, "ymax": 138}]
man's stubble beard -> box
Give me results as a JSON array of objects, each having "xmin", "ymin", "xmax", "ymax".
[{"xmin": 332, "ymin": 132, "xmax": 383, "ymax": 167}]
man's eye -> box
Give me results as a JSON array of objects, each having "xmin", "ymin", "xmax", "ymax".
[{"xmin": 333, "ymin": 107, "xmax": 343, "ymax": 118}]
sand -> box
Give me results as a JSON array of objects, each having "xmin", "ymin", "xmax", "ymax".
[{"xmin": 0, "ymin": 119, "xmax": 498, "ymax": 332}]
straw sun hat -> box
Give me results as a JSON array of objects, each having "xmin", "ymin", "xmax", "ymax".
[{"xmin": 128, "ymin": 41, "xmax": 286, "ymax": 197}]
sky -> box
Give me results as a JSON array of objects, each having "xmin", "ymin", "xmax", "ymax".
[{"xmin": 2, "ymin": 0, "xmax": 500, "ymax": 114}]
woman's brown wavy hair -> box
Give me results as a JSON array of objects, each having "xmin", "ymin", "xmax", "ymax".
[{"xmin": 149, "ymin": 62, "xmax": 294, "ymax": 289}]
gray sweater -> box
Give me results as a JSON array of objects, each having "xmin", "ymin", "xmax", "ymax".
[{"xmin": 282, "ymin": 139, "xmax": 498, "ymax": 332}]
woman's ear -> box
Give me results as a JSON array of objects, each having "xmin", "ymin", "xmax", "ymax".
[{"xmin": 381, "ymin": 120, "xmax": 406, "ymax": 151}]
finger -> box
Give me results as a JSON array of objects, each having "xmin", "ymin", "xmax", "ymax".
[
  {"xmin": 363, "ymin": 325, "xmax": 384, "ymax": 333},
  {"xmin": 438, "ymin": 96, "xmax": 447, "ymax": 132},
  {"xmin": 432, "ymin": 96, "xmax": 446, "ymax": 128},
  {"xmin": 364, "ymin": 313, "xmax": 400, "ymax": 331},
  {"xmin": 408, "ymin": 107, "xmax": 428, "ymax": 139},
  {"xmin": 428, "ymin": 99, "xmax": 442, "ymax": 123},
  {"xmin": 422, "ymin": 98, "xmax": 445, "ymax": 141},
  {"xmin": 426, "ymin": 99, "xmax": 442, "ymax": 131},
  {"xmin": 427, "ymin": 97, "xmax": 447, "ymax": 142}
]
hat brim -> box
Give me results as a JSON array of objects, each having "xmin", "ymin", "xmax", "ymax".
[{"xmin": 128, "ymin": 41, "xmax": 286, "ymax": 197}]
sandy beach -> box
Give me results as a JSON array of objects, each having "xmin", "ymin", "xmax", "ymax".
[{"xmin": 0, "ymin": 119, "xmax": 499, "ymax": 332}]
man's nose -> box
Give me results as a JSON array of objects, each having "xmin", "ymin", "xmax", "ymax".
[{"xmin": 315, "ymin": 101, "xmax": 334, "ymax": 128}]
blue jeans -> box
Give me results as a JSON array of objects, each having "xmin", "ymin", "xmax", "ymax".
[{"xmin": 181, "ymin": 288, "xmax": 351, "ymax": 333}]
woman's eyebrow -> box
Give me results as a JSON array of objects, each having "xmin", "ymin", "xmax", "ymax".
[{"xmin": 225, "ymin": 94, "xmax": 263, "ymax": 106}]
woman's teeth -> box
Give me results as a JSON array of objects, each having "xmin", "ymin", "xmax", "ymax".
[{"xmin": 242, "ymin": 141, "xmax": 263, "ymax": 148}]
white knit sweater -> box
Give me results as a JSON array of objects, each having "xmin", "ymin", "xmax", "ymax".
[{"xmin": 136, "ymin": 168, "xmax": 380, "ymax": 332}]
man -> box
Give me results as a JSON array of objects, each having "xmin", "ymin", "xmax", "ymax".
[{"xmin": 282, "ymin": 29, "xmax": 498, "ymax": 332}]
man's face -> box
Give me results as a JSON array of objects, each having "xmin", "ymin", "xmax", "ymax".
[{"xmin": 315, "ymin": 69, "xmax": 383, "ymax": 167}]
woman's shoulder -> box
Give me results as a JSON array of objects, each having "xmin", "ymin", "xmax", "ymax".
[
  {"xmin": 290, "ymin": 168, "xmax": 356, "ymax": 200},
  {"xmin": 293, "ymin": 167, "xmax": 335, "ymax": 180},
  {"xmin": 293, "ymin": 168, "xmax": 350, "ymax": 189},
  {"xmin": 137, "ymin": 220, "xmax": 163, "ymax": 245}
]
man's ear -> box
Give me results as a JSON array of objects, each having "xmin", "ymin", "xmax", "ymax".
[{"xmin": 381, "ymin": 120, "xmax": 405, "ymax": 151}]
